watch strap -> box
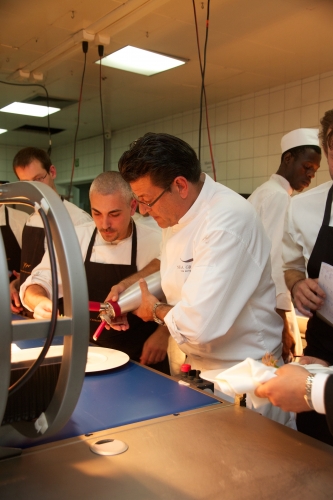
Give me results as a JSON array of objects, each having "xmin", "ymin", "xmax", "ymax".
[
  {"xmin": 152, "ymin": 302, "xmax": 166, "ymax": 326},
  {"xmin": 304, "ymin": 373, "xmax": 315, "ymax": 410}
]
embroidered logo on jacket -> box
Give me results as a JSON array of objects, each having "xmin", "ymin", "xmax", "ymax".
[{"xmin": 177, "ymin": 257, "xmax": 193, "ymax": 273}]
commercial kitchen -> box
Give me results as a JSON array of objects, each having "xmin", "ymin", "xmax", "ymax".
[{"xmin": 1, "ymin": 1, "xmax": 333, "ymax": 498}]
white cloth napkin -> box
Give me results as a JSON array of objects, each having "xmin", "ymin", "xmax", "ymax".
[{"xmin": 215, "ymin": 358, "xmax": 277, "ymax": 408}]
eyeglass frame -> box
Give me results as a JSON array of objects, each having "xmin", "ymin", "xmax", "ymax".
[
  {"xmin": 132, "ymin": 184, "xmax": 171, "ymax": 208},
  {"xmin": 32, "ymin": 172, "xmax": 48, "ymax": 183}
]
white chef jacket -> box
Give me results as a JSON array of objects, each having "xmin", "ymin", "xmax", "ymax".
[
  {"xmin": 20, "ymin": 220, "xmax": 162, "ymax": 306},
  {"xmin": 161, "ymin": 173, "xmax": 283, "ymax": 371},
  {"xmin": 312, "ymin": 373, "xmax": 329, "ymax": 414},
  {"xmin": 248, "ymin": 174, "xmax": 303, "ymax": 355},
  {"xmin": 248, "ymin": 174, "xmax": 293, "ymax": 310},
  {"xmin": 283, "ymin": 181, "xmax": 333, "ymax": 275},
  {"xmin": 0, "ymin": 205, "xmax": 29, "ymax": 248},
  {"xmin": 132, "ymin": 212, "xmax": 161, "ymax": 233}
]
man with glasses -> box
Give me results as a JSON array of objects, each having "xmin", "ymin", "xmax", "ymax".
[
  {"xmin": 10, "ymin": 147, "xmax": 91, "ymax": 312},
  {"xmin": 20, "ymin": 171, "xmax": 169, "ymax": 373},
  {"xmin": 107, "ymin": 132, "xmax": 294, "ymax": 427}
]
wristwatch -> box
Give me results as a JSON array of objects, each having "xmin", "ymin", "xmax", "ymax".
[
  {"xmin": 152, "ymin": 302, "xmax": 166, "ymax": 326},
  {"xmin": 304, "ymin": 373, "xmax": 316, "ymax": 410}
]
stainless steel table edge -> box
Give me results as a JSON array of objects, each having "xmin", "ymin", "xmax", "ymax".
[{"xmin": 13, "ymin": 404, "xmax": 232, "ymax": 458}]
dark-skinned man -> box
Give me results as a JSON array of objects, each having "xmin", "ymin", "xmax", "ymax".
[{"xmin": 248, "ymin": 128, "xmax": 321, "ymax": 361}]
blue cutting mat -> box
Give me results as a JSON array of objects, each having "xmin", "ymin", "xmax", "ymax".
[{"xmin": 7, "ymin": 360, "xmax": 220, "ymax": 449}]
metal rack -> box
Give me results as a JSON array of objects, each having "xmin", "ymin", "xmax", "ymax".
[{"xmin": 0, "ymin": 181, "xmax": 89, "ymax": 459}]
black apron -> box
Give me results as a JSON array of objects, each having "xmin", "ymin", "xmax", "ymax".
[
  {"xmin": 84, "ymin": 223, "xmax": 169, "ymax": 374},
  {"xmin": 305, "ymin": 184, "xmax": 333, "ymax": 364},
  {"xmin": 19, "ymin": 212, "xmax": 64, "ymax": 317},
  {"xmin": 19, "ymin": 224, "xmax": 45, "ymax": 286},
  {"xmin": 1, "ymin": 206, "xmax": 21, "ymax": 280},
  {"xmin": 20, "ymin": 196, "xmax": 65, "ymax": 286},
  {"xmin": 297, "ymin": 184, "xmax": 333, "ymax": 445}
]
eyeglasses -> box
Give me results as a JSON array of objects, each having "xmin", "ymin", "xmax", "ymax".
[
  {"xmin": 132, "ymin": 185, "xmax": 170, "ymax": 208},
  {"xmin": 33, "ymin": 172, "xmax": 48, "ymax": 183}
]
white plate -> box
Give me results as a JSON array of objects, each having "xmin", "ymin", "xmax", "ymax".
[{"xmin": 11, "ymin": 346, "xmax": 129, "ymax": 373}]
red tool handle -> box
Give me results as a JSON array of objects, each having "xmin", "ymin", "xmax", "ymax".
[
  {"xmin": 89, "ymin": 301, "xmax": 102, "ymax": 312},
  {"xmin": 93, "ymin": 320, "xmax": 106, "ymax": 341}
]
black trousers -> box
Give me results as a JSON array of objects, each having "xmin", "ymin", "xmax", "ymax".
[{"xmin": 296, "ymin": 411, "xmax": 333, "ymax": 446}]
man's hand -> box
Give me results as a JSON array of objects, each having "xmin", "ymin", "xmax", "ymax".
[
  {"xmin": 104, "ymin": 258, "xmax": 161, "ymax": 304},
  {"xmin": 255, "ymin": 364, "xmax": 311, "ymax": 412},
  {"xmin": 104, "ymin": 314, "xmax": 130, "ymax": 332},
  {"xmin": 276, "ymin": 309, "xmax": 295, "ymax": 362},
  {"xmin": 292, "ymin": 278, "xmax": 325, "ymax": 317},
  {"xmin": 33, "ymin": 298, "xmax": 53, "ymax": 319},
  {"xmin": 9, "ymin": 272, "xmax": 22, "ymax": 313},
  {"xmin": 24, "ymin": 284, "xmax": 54, "ymax": 319},
  {"xmin": 105, "ymin": 281, "xmax": 127, "ymax": 304},
  {"xmin": 133, "ymin": 279, "xmax": 158, "ymax": 322},
  {"xmin": 140, "ymin": 326, "xmax": 169, "ymax": 366},
  {"xmin": 103, "ymin": 282, "xmax": 130, "ymax": 331},
  {"xmin": 282, "ymin": 327, "xmax": 296, "ymax": 362},
  {"xmin": 103, "ymin": 279, "xmax": 154, "ymax": 332}
]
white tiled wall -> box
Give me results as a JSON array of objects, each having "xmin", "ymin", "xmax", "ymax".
[
  {"xmin": 51, "ymin": 135, "xmax": 107, "ymax": 187},
  {"xmin": 109, "ymin": 70, "xmax": 333, "ymax": 194},
  {"xmin": 0, "ymin": 144, "xmax": 26, "ymax": 183},
  {"xmin": 2, "ymin": 70, "xmax": 333, "ymax": 194}
]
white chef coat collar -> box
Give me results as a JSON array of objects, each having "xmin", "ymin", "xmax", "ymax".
[
  {"xmin": 270, "ymin": 174, "xmax": 293, "ymax": 196},
  {"xmin": 176, "ymin": 173, "xmax": 213, "ymax": 228}
]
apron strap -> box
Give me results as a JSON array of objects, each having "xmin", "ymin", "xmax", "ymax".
[
  {"xmin": 130, "ymin": 220, "xmax": 137, "ymax": 267},
  {"xmin": 85, "ymin": 227, "xmax": 97, "ymax": 263},
  {"xmin": 5, "ymin": 205, "xmax": 9, "ymax": 225}
]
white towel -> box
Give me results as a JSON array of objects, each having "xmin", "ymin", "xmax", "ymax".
[{"xmin": 215, "ymin": 358, "xmax": 277, "ymax": 408}]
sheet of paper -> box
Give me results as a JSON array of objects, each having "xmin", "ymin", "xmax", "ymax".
[{"xmin": 317, "ymin": 262, "xmax": 333, "ymax": 327}]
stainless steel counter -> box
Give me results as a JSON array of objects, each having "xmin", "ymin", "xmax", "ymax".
[{"xmin": 1, "ymin": 404, "xmax": 333, "ymax": 499}]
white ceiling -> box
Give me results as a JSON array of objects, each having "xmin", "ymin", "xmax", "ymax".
[{"xmin": 1, "ymin": 0, "xmax": 333, "ymax": 149}]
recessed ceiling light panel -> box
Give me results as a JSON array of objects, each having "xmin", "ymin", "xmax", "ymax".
[
  {"xmin": 0, "ymin": 102, "xmax": 60, "ymax": 117},
  {"xmin": 98, "ymin": 46, "xmax": 186, "ymax": 76},
  {"xmin": 0, "ymin": 129, "xmax": 7, "ymax": 135}
]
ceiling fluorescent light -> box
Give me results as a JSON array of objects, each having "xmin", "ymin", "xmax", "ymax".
[
  {"xmin": 0, "ymin": 129, "xmax": 7, "ymax": 135},
  {"xmin": 98, "ymin": 46, "xmax": 186, "ymax": 76},
  {"xmin": 0, "ymin": 102, "xmax": 60, "ymax": 117}
]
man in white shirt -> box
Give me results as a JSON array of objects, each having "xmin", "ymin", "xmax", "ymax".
[
  {"xmin": 10, "ymin": 147, "xmax": 91, "ymax": 312},
  {"xmin": 248, "ymin": 128, "xmax": 321, "ymax": 361},
  {"xmin": 108, "ymin": 132, "xmax": 295, "ymax": 426},
  {"xmin": 20, "ymin": 171, "xmax": 170, "ymax": 373},
  {"xmin": 282, "ymin": 109, "xmax": 333, "ymax": 444}
]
